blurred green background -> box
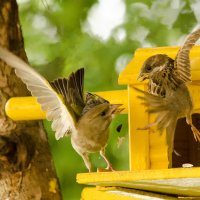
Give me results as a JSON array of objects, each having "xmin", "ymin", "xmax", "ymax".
[{"xmin": 16, "ymin": 0, "xmax": 199, "ymax": 199}]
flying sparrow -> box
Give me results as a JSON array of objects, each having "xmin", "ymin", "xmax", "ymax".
[
  {"xmin": 136, "ymin": 27, "xmax": 200, "ymax": 167},
  {"xmin": 0, "ymin": 47, "xmax": 123, "ymax": 172}
]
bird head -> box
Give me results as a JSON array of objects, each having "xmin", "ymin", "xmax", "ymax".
[
  {"xmin": 137, "ymin": 54, "xmax": 171, "ymax": 81},
  {"xmin": 79, "ymin": 103, "xmax": 123, "ymax": 131}
]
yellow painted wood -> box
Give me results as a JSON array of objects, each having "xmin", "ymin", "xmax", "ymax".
[
  {"xmin": 5, "ymin": 97, "xmax": 47, "ymax": 121},
  {"xmin": 77, "ymin": 168, "xmax": 200, "ymax": 197},
  {"xmin": 81, "ymin": 187, "xmax": 176, "ymax": 200},
  {"xmin": 129, "ymin": 83, "xmax": 168, "ymax": 170},
  {"xmin": 128, "ymin": 85, "xmax": 150, "ymax": 170},
  {"xmin": 188, "ymin": 84, "xmax": 200, "ymax": 112},
  {"xmin": 81, "ymin": 187, "xmax": 137, "ymax": 200},
  {"xmin": 149, "ymin": 127, "xmax": 168, "ymax": 169},
  {"xmin": 5, "ymin": 90, "xmax": 128, "ymax": 121}
]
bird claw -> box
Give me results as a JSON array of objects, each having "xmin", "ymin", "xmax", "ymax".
[
  {"xmin": 137, "ymin": 127, "xmax": 148, "ymax": 130},
  {"xmin": 173, "ymin": 150, "xmax": 181, "ymax": 157},
  {"xmin": 106, "ymin": 165, "xmax": 115, "ymax": 171},
  {"xmin": 137, "ymin": 126, "xmax": 155, "ymax": 133},
  {"xmin": 137, "ymin": 121, "xmax": 157, "ymax": 133},
  {"xmin": 97, "ymin": 166, "xmax": 114, "ymax": 172},
  {"xmin": 191, "ymin": 126, "xmax": 200, "ymax": 142}
]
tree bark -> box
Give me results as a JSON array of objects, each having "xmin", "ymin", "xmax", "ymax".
[{"xmin": 0, "ymin": 1, "xmax": 61, "ymax": 199}]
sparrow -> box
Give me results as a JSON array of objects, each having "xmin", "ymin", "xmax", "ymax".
[
  {"xmin": 136, "ymin": 27, "xmax": 200, "ymax": 168},
  {"xmin": 0, "ymin": 47, "xmax": 123, "ymax": 172}
]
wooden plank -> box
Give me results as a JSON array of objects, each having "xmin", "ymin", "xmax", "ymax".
[
  {"xmin": 128, "ymin": 85, "xmax": 150, "ymax": 170},
  {"xmin": 81, "ymin": 187, "xmax": 177, "ymax": 200},
  {"xmin": 77, "ymin": 168, "xmax": 200, "ymax": 197}
]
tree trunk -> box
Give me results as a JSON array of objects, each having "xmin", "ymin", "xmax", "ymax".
[{"xmin": 0, "ymin": 1, "xmax": 61, "ymax": 199}]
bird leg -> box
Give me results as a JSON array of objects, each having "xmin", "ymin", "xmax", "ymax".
[
  {"xmin": 167, "ymin": 136, "xmax": 174, "ymax": 168},
  {"xmin": 137, "ymin": 122, "xmax": 157, "ymax": 133},
  {"xmin": 186, "ymin": 116, "xmax": 200, "ymax": 142},
  {"xmin": 191, "ymin": 125, "xmax": 200, "ymax": 142},
  {"xmin": 99, "ymin": 148, "xmax": 114, "ymax": 171},
  {"xmin": 80, "ymin": 152, "xmax": 92, "ymax": 172}
]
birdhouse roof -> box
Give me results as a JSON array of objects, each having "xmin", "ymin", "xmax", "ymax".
[{"xmin": 118, "ymin": 46, "xmax": 200, "ymax": 85}]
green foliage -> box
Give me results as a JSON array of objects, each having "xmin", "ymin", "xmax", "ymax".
[{"xmin": 17, "ymin": 0, "xmax": 199, "ymax": 199}]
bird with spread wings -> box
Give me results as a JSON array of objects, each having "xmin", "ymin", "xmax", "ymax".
[
  {"xmin": 136, "ymin": 27, "xmax": 200, "ymax": 168},
  {"xmin": 0, "ymin": 47, "xmax": 123, "ymax": 171}
]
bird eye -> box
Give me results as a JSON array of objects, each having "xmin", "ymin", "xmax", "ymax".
[
  {"xmin": 146, "ymin": 65, "xmax": 152, "ymax": 71},
  {"xmin": 101, "ymin": 111, "xmax": 106, "ymax": 116}
]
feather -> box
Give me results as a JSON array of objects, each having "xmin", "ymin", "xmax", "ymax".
[
  {"xmin": 175, "ymin": 28, "xmax": 200, "ymax": 83},
  {"xmin": 82, "ymin": 92, "xmax": 109, "ymax": 115},
  {"xmin": 51, "ymin": 68, "xmax": 85, "ymax": 117},
  {"xmin": 0, "ymin": 46, "xmax": 76, "ymax": 140},
  {"xmin": 134, "ymin": 87, "xmax": 178, "ymax": 130}
]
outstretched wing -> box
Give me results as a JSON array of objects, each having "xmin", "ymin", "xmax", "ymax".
[
  {"xmin": 0, "ymin": 46, "xmax": 76, "ymax": 140},
  {"xmin": 134, "ymin": 87, "xmax": 178, "ymax": 131},
  {"xmin": 134, "ymin": 87, "xmax": 179, "ymax": 167},
  {"xmin": 175, "ymin": 27, "xmax": 200, "ymax": 83},
  {"xmin": 51, "ymin": 68, "xmax": 85, "ymax": 119}
]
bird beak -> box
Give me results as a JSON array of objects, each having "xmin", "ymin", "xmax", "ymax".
[
  {"xmin": 137, "ymin": 72, "xmax": 148, "ymax": 81},
  {"xmin": 110, "ymin": 104, "xmax": 124, "ymax": 115}
]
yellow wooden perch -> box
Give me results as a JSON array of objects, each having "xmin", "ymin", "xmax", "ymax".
[
  {"xmin": 5, "ymin": 90, "xmax": 128, "ymax": 121},
  {"xmin": 4, "ymin": 45, "xmax": 200, "ymax": 199}
]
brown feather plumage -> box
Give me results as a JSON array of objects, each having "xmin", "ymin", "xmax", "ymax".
[
  {"xmin": 137, "ymin": 27, "xmax": 200, "ymax": 168},
  {"xmin": 0, "ymin": 47, "xmax": 123, "ymax": 172}
]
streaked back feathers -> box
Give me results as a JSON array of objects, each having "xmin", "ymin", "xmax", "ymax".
[{"xmin": 139, "ymin": 28, "xmax": 200, "ymax": 97}]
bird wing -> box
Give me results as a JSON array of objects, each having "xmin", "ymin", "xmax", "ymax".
[
  {"xmin": 175, "ymin": 27, "xmax": 200, "ymax": 83},
  {"xmin": 50, "ymin": 68, "xmax": 85, "ymax": 119},
  {"xmin": 134, "ymin": 87, "xmax": 179, "ymax": 167},
  {"xmin": 81, "ymin": 92, "xmax": 109, "ymax": 115},
  {"xmin": 134, "ymin": 87, "xmax": 178, "ymax": 131},
  {"xmin": 0, "ymin": 47, "xmax": 76, "ymax": 140}
]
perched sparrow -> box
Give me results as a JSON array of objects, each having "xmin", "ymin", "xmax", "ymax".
[
  {"xmin": 0, "ymin": 47, "xmax": 123, "ymax": 172},
  {"xmin": 136, "ymin": 28, "xmax": 200, "ymax": 167}
]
